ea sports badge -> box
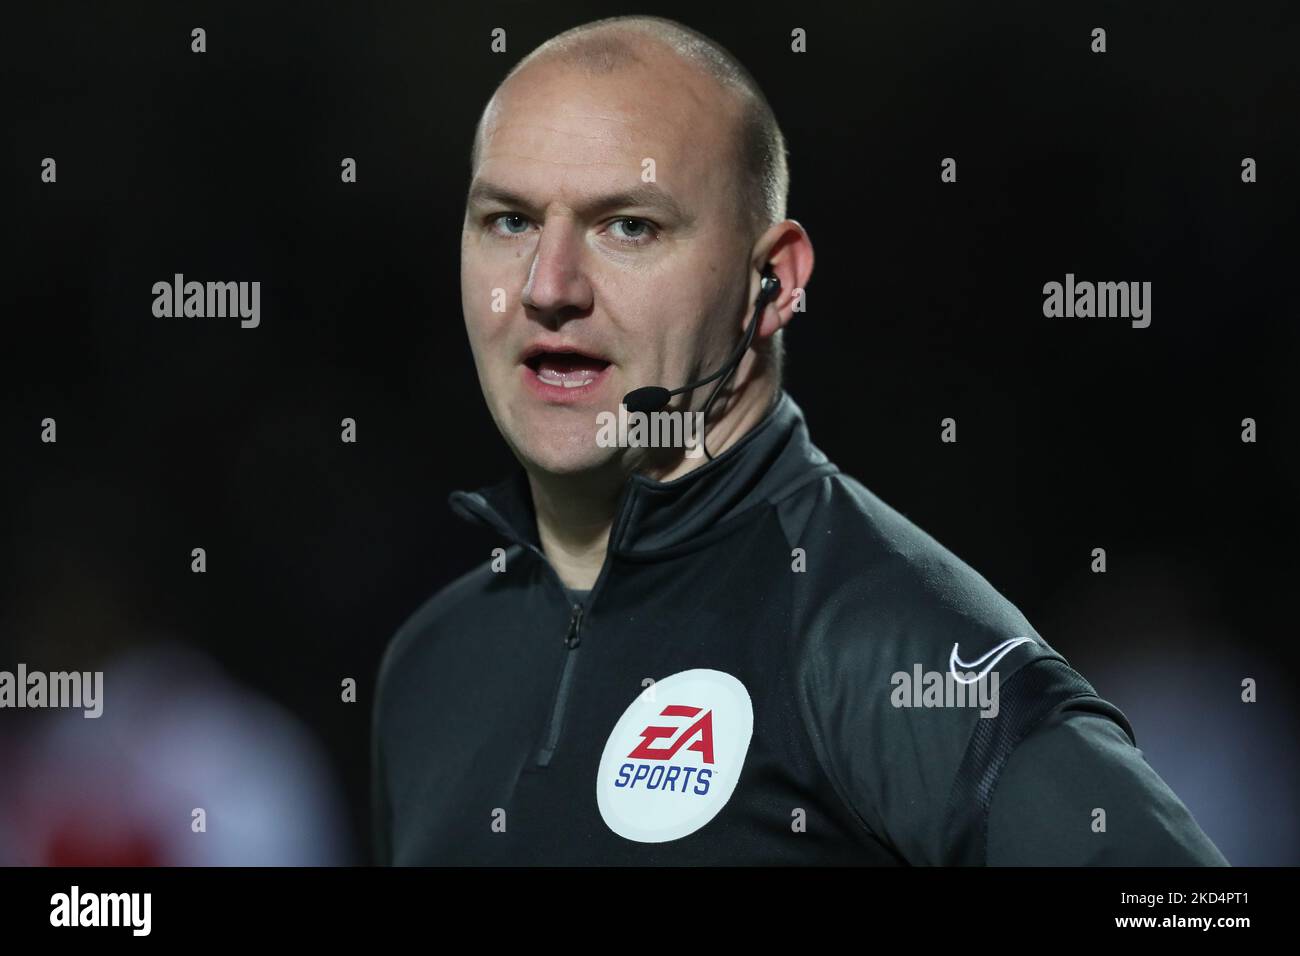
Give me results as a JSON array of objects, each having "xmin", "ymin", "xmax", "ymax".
[{"xmin": 596, "ymin": 668, "xmax": 754, "ymax": 843}]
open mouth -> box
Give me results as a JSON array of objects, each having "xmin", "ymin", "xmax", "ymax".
[{"xmin": 523, "ymin": 350, "xmax": 612, "ymax": 389}]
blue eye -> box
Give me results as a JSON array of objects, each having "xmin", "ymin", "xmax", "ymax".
[
  {"xmin": 491, "ymin": 213, "xmax": 531, "ymax": 236},
  {"xmin": 486, "ymin": 213, "xmax": 657, "ymax": 245},
  {"xmin": 608, "ymin": 218, "xmax": 656, "ymax": 244}
]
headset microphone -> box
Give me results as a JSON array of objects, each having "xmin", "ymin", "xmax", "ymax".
[{"xmin": 622, "ymin": 264, "xmax": 781, "ymax": 461}]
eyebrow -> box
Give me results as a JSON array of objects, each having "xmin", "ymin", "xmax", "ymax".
[{"xmin": 466, "ymin": 179, "xmax": 690, "ymax": 223}]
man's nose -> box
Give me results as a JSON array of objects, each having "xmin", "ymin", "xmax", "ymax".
[{"xmin": 521, "ymin": 221, "xmax": 593, "ymax": 321}]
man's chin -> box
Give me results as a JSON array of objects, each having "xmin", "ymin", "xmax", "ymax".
[
  {"xmin": 514, "ymin": 435, "xmax": 693, "ymax": 485},
  {"xmin": 512, "ymin": 432, "xmax": 623, "ymax": 479},
  {"xmin": 495, "ymin": 395, "xmax": 694, "ymax": 481}
]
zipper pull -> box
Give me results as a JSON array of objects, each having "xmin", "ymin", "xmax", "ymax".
[{"xmin": 564, "ymin": 603, "xmax": 584, "ymax": 649}]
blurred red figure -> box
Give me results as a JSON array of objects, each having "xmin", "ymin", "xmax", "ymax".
[{"xmin": 0, "ymin": 643, "xmax": 351, "ymax": 866}]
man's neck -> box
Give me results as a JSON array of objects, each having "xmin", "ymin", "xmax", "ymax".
[
  {"xmin": 528, "ymin": 376, "xmax": 778, "ymax": 591},
  {"xmin": 529, "ymin": 466, "xmax": 620, "ymax": 592}
]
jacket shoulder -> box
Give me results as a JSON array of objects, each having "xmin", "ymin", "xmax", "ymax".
[
  {"xmin": 780, "ymin": 470, "xmax": 1054, "ymax": 665},
  {"xmin": 777, "ymin": 470, "xmax": 1126, "ymax": 862},
  {"xmin": 374, "ymin": 548, "xmax": 524, "ymax": 711}
]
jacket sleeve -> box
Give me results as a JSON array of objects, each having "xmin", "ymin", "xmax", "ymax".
[
  {"xmin": 786, "ymin": 478, "xmax": 1226, "ymax": 865},
  {"xmin": 938, "ymin": 657, "xmax": 1227, "ymax": 865},
  {"xmin": 801, "ymin": 620, "xmax": 1227, "ymax": 865},
  {"xmin": 985, "ymin": 702, "xmax": 1228, "ymax": 865}
]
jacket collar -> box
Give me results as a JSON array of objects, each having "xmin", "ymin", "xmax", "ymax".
[{"xmin": 448, "ymin": 389, "xmax": 838, "ymax": 559}]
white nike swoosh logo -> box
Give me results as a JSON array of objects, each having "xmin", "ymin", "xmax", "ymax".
[{"xmin": 948, "ymin": 637, "xmax": 1036, "ymax": 684}]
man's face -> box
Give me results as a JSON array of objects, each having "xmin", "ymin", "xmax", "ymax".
[{"xmin": 461, "ymin": 54, "xmax": 752, "ymax": 476}]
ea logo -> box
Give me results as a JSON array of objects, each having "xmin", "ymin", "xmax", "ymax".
[{"xmin": 597, "ymin": 668, "xmax": 753, "ymax": 843}]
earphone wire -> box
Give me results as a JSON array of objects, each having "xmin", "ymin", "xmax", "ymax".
[{"xmin": 697, "ymin": 270, "xmax": 776, "ymax": 461}]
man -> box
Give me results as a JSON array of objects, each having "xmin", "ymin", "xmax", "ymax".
[{"xmin": 371, "ymin": 15, "xmax": 1227, "ymax": 865}]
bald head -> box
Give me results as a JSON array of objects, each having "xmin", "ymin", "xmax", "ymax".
[
  {"xmin": 471, "ymin": 15, "xmax": 788, "ymax": 244},
  {"xmin": 459, "ymin": 16, "xmax": 809, "ymax": 480}
]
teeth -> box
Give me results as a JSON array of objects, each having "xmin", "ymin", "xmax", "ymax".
[{"xmin": 536, "ymin": 367, "xmax": 597, "ymax": 388}]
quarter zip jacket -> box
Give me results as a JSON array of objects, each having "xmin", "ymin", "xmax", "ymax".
[{"xmin": 372, "ymin": 390, "xmax": 1227, "ymax": 865}]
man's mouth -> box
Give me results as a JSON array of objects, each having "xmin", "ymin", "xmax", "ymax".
[{"xmin": 523, "ymin": 349, "xmax": 612, "ymax": 390}]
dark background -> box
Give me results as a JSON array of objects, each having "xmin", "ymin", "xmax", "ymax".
[{"xmin": 2, "ymin": 0, "xmax": 1297, "ymax": 864}]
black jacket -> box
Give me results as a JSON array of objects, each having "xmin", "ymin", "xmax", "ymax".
[{"xmin": 372, "ymin": 390, "xmax": 1227, "ymax": 865}]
